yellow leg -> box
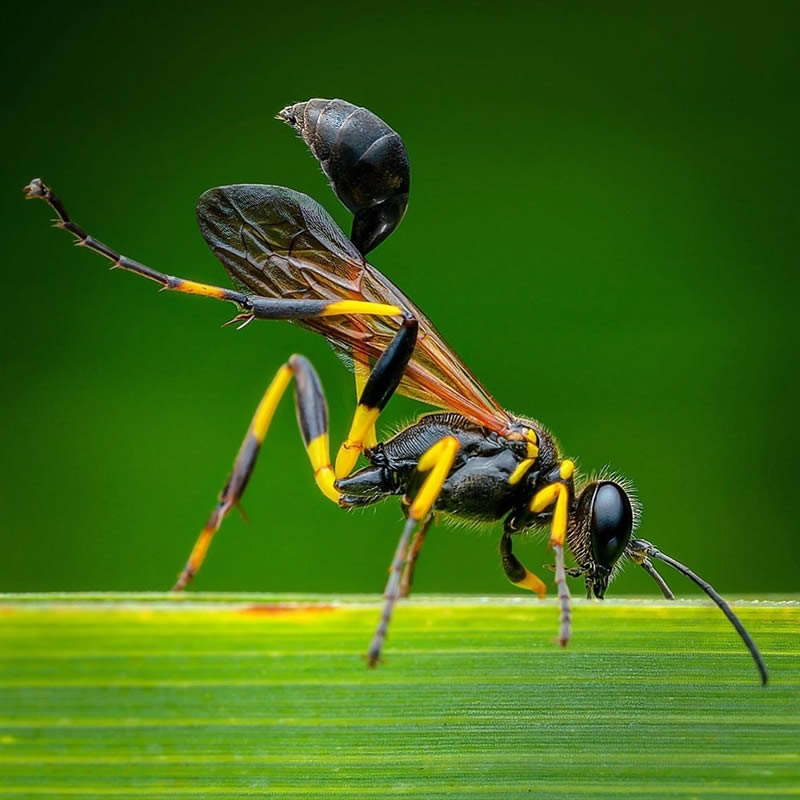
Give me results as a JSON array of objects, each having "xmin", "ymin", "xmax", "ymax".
[
  {"xmin": 335, "ymin": 403, "xmax": 380, "ymax": 478},
  {"xmin": 354, "ymin": 362, "xmax": 378, "ymax": 449},
  {"xmin": 530, "ymin": 481, "xmax": 570, "ymax": 547}
]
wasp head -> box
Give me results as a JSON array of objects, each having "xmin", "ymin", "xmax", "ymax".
[{"xmin": 569, "ymin": 477, "xmax": 640, "ymax": 598}]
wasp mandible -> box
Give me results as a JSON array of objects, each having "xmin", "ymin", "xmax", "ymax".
[{"xmin": 25, "ymin": 98, "xmax": 767, "ymax": 683}]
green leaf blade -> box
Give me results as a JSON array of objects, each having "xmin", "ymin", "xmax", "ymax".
[{"xmin": 1, "ymin": 595, "xmax": 798, "ymax": 799}]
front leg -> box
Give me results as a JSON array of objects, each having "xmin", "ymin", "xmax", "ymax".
[
  {"xmin": 528, "ymin": 460, "xmax": 576, "ymax": 647},
  {"xmin": 499, "ymin": 530, "xmax": 547, "ymax": 598}
]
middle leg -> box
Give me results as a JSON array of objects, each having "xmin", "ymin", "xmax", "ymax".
[
  {"xmin": 365, "ymin": 436, "xmax": 460, "ymax": 667},
  {"xmin": 398, "ymin": 514, "xmax": 434, "ymax": 598}
]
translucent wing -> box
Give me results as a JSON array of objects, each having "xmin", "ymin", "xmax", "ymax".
[{"xmin": 197, "ymin": 184, "xmax": 511, "ymax": 432}]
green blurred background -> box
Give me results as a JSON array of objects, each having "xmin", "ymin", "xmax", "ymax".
[{"xmin": 1, "ymin": 2, "xmax": 797, "ymax": 596}]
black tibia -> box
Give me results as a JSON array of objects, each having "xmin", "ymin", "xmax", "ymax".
[
  {"xmin": 248, "ymin": 298, "xmax": 330, "ymax": 320},
  {"xmin": 289, "ymin": 355, "xmax": 327, "ymax": 446},
  {"xmin": 499, "ymin": 531, "xmax": 527, "ymax": 584},
  {"xmin": 235, "ymin": 297, "xmax": 394, "ymax": 327},
  {"xmin": 278, "ymin": 99, "xmax": 410, "ymax": 254},
  {"xmin": 358, "ymin": 316, "xmax": 418, "ymax": 411},
  {"xmin": 222, "ymin": 437, "xmax": 260, "ymax": 507}
]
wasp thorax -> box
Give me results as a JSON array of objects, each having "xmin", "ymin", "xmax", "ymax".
[{"xmin": 278, "ymin": 98, "xmax": 410, "ymax": 255}]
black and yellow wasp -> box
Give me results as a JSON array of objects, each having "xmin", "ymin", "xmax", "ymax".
[{"xmin": 25, "ymin": 98, "xmax": 767, "ymax": 682}]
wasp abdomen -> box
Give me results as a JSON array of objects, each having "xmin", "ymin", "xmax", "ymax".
[{"xmin": 278, "ymin": 98, "xmax": 410, "ymax": 255}]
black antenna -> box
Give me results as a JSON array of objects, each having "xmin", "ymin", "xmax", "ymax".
[{"xmin": 632, "ymin": 539, "xmax": 768, "ymax": 686}]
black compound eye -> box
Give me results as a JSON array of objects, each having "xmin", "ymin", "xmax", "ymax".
[{"xmin": 589, "ymin": 482, "xmax": 633, "ymax": 568}]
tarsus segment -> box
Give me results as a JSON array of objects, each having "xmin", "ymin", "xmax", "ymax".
[
  {"xmin": 551, "ymin": 543, "xmax": 571, "ymax": 647},
  {"xmin": 25, "ymin": 178, "xmax": 249, "ymax": 305}
]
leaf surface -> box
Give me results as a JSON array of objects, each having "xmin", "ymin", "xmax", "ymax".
[{"xmin": 1, "ymin": 594, "xmax": 798, "ymax": 799}]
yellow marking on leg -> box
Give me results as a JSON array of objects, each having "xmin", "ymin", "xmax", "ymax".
[
  {"xmin": 315, "ymin": 466, "xmax": 340, "ymax": 503},
  {"xmin": 354, "ymin": 363, "xmax": 378, "ymax": 450},
  {"xmin": 188, "ymin": 526, "xmax": 214, "ymax": 573},
  {"xmin": 509, "ymin": 458, "xmax": 535, "ymax": 486},
  {"xmin": 307, "ymin": 433, "xmax": 341, "ymax": 503},
  {"xmin": 175, "ymin": 280, "xmax": 228, "ymax": 299},
  {"xmin": 409, "ymin": 437, "xmax": 459, "ymax": 521},
  {"xmin": 530, "ymin": 482, "xmax": 560, "ymax": 513},
  {"xmin": 530, "ymin": 482, "xmax": 569, "ymax": 548},
  {"xmin": 550, "ymin": 485, "xmax": 569, "ymax": 547},
  {"xmin": 514, "ymin": 568, "xmax": 547, "ymax": 599},
  {"xmin": 525, "ymin": 429, "xmax": 539, "ymax": 459},
  {"xmin": 173, "ymin": 524, "xmax": 216, "ymax": 590},
  {"xmin": 335, "ymin": 404, "xmax": 381, "ymax": 479},
  {"xmin": 417, "ymin": 437, "xmax": 452, "ymax": 472},
  {"xmin": 251, "ymin": 365, "xmax": 293, "ymax": 439},
  {"xmin": 322, "ymin": 301, "xmax": 402, "ymax": 317},
  {"xmin": 307, "ymin": 433, "xmax": 331, "ymax": 472}
]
